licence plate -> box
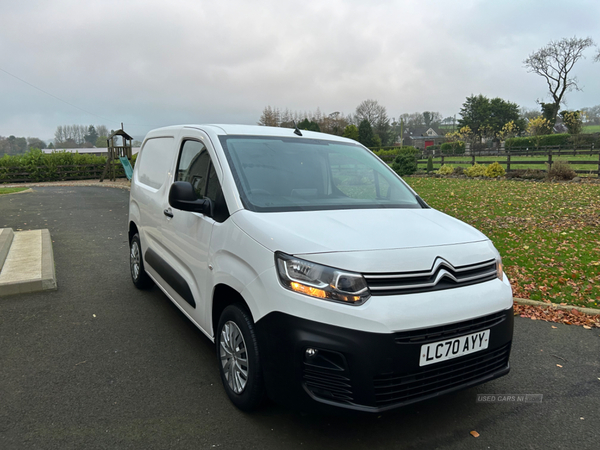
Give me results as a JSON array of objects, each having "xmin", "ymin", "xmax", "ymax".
[{"xmin": 419, "ymin": 330, "xmax": 490, "ymax": 366}]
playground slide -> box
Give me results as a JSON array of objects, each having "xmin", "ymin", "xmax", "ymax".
[{"xmin": 119, "ymin": 156, "xmax": 133, "ymax": 180}]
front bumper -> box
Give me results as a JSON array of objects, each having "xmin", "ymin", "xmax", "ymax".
[{"xmin": 255, "ymin": 307, "xmax": 513, "ymax": 413}]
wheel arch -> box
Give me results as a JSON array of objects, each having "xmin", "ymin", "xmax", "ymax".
[
  {"xmin": 212, "ymin": 284, "xmax": 253, "ymax": 338},
  {"xmin": 128, "ymin": 221, "xmax": 139, "ymax": 244}
]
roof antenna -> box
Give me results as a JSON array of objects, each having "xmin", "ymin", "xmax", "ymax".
[{"xmin": 293, "ymin": 121, "xmax": 303, "ymax": 136}]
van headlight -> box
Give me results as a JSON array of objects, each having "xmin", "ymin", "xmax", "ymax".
[
  {"xmin": 275, "ymin": 252, "xmax": 370, "ymax": 305},
  {"xmin": 496, "ymin": 258, "xmax": 504, "ymax": 281}
]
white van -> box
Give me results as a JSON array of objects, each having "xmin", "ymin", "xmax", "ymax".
[{"xmin": 128, "ymin": 124, "xmax": 513, "ymax": 413}]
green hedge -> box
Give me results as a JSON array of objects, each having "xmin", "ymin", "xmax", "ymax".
[
  {"xmin": 372, "ymin": 146, "xmax": 420, "ymax": 161},
  {"xmin": 440, "ymin": 141, "xmax": 465, "ymax": 154},
  {"xmin": 0, "ymin": 149, "xmax": 134, "ymax": 182},
  {"xmin": 505, "ymin": 133, "xmax": 600, "ymax": 150},
  {"xmin": 505, "ymin": 134, "xmax": 570, "ymax": 149}
]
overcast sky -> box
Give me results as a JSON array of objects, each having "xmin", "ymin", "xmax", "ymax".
[{"xmin": 1, "ymin": 0, "xmax": 599, "ymax": 141}]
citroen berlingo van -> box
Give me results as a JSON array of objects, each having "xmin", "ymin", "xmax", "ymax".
[{"xmin": 128, "ymin": 124, "xmax": 513, "ymax": 413}]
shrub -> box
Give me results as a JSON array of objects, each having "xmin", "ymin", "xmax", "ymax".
[
  {"xmin": 426, "ymin": 156, "xmax": 433, "ymax": 173},
  {"xmin": 391, "ymin": 154, "xmax": 417, "ymax": 176},
  {"xmin": 440, "ymin": 141, "xmax": 465, "ymax": 154},
  {"xmin": 484, "ymin": 162, "xmax": 506, "ymax": 178},
  {"xmin": 464, "ymin": 163, "xmax": 487, "ymax": 177},
  {"xmin": 546, "ymin": 161, "xmax": 576, "ymax": 181},
  {"xmin": 436, "ymin": 164, "xmax": 454, "ymax": 175}
]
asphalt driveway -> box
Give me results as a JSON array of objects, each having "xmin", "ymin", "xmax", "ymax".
[{"xmin": 0, "ymin": 186, "xmax": 598, "ymax": 450}]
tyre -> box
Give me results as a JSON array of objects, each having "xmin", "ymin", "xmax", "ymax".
[
  {"xmin": 216, "ymin": 304, "xmax": 265, "ymax": 411},
  {"xmin": 130, "ymin": 233, "xmax": 153, "ymax": 289}
]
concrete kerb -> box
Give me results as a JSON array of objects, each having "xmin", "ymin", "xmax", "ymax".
[
  {"xmin": 514, "ymin": 297, "xmax": 600, "ymax": 316},
  {"xmin": 0, "ymin": 228, "xmax": 15, "ymax": 271},
  {"xmin": 0, "ymin": 229, "xmax": 57, "ymax": 297},
  {"xmin": 41, "ymin": 229, "xmax": 57, "ymax": 291}
]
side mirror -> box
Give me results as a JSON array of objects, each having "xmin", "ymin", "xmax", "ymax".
[{"xmin": 169, "ymin": 181, "xmax": 211, "ymax": 215}]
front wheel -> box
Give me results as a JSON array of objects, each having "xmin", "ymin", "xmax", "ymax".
[
  {"xmin": 130, "ymin": 233, "xmax": 153, "ymax": 289},
  {"xmin": 216, "ymin": 305, "xmax": 265, "ymax": 411}
]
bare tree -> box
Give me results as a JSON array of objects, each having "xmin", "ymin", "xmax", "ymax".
[
  {"xmin": 354, "ymin": 99, "xmax": 387, "ymax": 127},
  {"xmin": 524, "ymin": 36, "xmax": 595, "ymax": 126},
  {"xmin": 96, "ymin": 125, "xmax": 109, "ymax": 138},
  {"xmin": 399, "ymin": 112, "xmax": 425, "ymax": 130},
  {"xmin": 54, "ymin": 126, "xmax": 65, "ymax": 144},
  {"xmin": 423, "ymin": 111, "xmax": 442, "ymax": 128},
  {"xmin": 258, "ymin": 106, "xmax": 280, "ymax": 126},
  {"xmin": 581, "ymin": 105, "xmax": 600, "ymax": 125}
]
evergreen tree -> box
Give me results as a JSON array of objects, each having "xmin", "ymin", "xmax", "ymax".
[{"xmin": 358, "ymin": 119, "xmax": 375, "ymax": 147}]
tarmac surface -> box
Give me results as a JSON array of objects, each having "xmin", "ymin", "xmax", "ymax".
[{"xmin": 0, "ymin": 186, "xmax": 599, "ymax": 450}]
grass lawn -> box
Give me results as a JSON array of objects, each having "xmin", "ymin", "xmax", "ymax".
[
  {"xmin": 583, "ymin": 125, "xmax": 600, "ymax": 133},
  {"xmin": 404, "ymin": 177, "xmax": 600, "ymax": 309},
  {"xmin": 418, "ymin": 155, "xmax": 600, "ymax": 175},
  {"xmin": 0, "ymin": 187, "xmax": 28, "ymax": 195}
]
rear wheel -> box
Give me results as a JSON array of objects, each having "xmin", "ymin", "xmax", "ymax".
[
  {"xmin": 130, "ymin": 233, "xmax": 153, "ymax": 289},
  {"xmin": 216, "ymin": 305, "xmax": 265, "ymax": 411}
]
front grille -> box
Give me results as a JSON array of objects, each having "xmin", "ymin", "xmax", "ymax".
[
  {"xmin": 363, "ymin": 258, "xmax": 497, "ymax": 296},
  {"xmin": 373, "ymin": 343, "xmax": 510, "ymax": 407},
  {"xmin": 303, "ymin": 367, "xmax": 354, "ymax": 403},
  {"xmin": 394, "ymin": 310, "xmax": 507, "ymax": 344}
]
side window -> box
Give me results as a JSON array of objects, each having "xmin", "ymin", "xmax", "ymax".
[
  {"xmin": 177, "ymin": 139, "xmax": 230, "ymax": 222},
  {"xmin": 177, "ymin": 140, "xmax": 210, "ymax": 198},
  {"xmin": 206, "ymin": 163, "xmax": 230, "ymax": 223},
  {"xmin": 137, "ymin": 137, "xmax": 174, "ymax": 189}
]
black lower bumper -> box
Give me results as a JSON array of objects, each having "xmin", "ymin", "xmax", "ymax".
[{"xmin": 255, "ymin": 307, "xmax": 513, "ymax": 413}]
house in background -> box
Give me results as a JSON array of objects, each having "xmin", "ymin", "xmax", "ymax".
[{"xmin": 401, "ymin": 127, "xmax": 446, "ymax": 150}]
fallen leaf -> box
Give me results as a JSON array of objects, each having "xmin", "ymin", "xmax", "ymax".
[
  {"xmin": 583, "ymin": 325, "xmax": 591, "ymax": 330},
  {"xmin": 470, "ymin": 431, "xmax": 480, "ymax": 438},
  {"xmin": 556, "ymin": 364, "xmax": 563, "ymax": 368},
  {"xmin": 551, "ymin": 326, "xmax": 557, "ymax": 329}
]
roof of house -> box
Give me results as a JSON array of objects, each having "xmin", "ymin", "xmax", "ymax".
[{"xmin": 404, "ymin": 127, "xmax": 443, "ymax": 140}]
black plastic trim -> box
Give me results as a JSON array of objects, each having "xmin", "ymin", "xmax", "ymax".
[
  {"xmin": 394, "ymin": 310, "xmax": 507, "ymax": 344},
  {"xmin": 144, "ymin": 248, "xmax": 196, "ymax": 308},
  {"xmin": 255, "ymin": 307, "xmax": 513, "ymax": 413}
]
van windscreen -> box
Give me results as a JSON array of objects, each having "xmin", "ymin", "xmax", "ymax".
[{"xmin": 219, "ymin": 135, "xmax": 421, "ymax": 212}]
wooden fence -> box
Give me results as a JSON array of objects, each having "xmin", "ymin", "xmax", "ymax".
[
  {"xmin": 376, "ymin": 147, "xmax": 600, "ymax": 177},
  {"xmin": 419, "ymin": 150, "xmax": 600, "ymax": 176},
  {"xmin": 0, "ymin": 163, "xmax": 127, "ymax": 183}
]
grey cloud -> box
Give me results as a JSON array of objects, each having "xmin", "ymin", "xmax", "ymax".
[{"xmin": 1, "ymin": 0, "xmax": 599, "ymax": 139}]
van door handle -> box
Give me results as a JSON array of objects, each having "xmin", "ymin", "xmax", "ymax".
[{"xmin": 163, "ymin": 208, "xmax": 173, "ymax": 218}]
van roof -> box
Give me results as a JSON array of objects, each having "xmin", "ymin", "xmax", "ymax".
[{"xmin": 145, "ymin": 124, "xmax": 354, "ymax": 143}]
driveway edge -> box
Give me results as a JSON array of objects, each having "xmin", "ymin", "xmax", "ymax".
[{"xmin": 514, "ymin": 297, "xmax": 600, "ymax": 316}]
